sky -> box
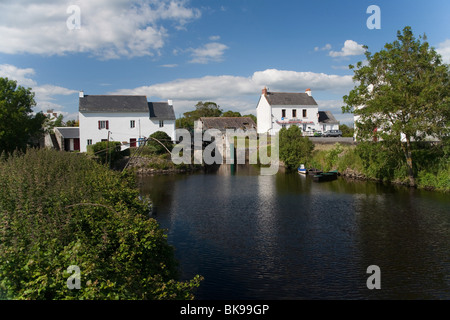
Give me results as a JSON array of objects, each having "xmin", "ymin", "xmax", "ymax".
[{"xmin": 0, "ymin": 0, "xmax": 449, "ymax": 125}]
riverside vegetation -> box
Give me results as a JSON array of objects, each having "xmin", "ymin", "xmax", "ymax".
[{"xmin": 0, "ymin": 148, "xmax": 202, "ymax": 299}]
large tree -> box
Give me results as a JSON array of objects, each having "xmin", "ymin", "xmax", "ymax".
[
  {"xmin": 343, "ymin": 27, "xmax": 450, "ymax": 187},
  {"xmin": 0, "ymin": 77, "xmax": 46, "ymax": 153}
]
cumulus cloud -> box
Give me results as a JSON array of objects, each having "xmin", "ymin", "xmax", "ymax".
[
  {"xmin": 329, "ymin": 40, "xmax": 366, "ymax": 57},
  {"xmin": 0, "ymin": 64, "xmax": 77, "ymax": 113},
  {"xmin": 436, "ymin": 39, "xmax": 450, "ymax": 64},
  {"xmin": 0, "ymin": 0, "xmax": 201, "ymax": 59},
  {"xmin": 188, "ymin": 42, "xmax": 229, "ymax": 64},
  {"xmin": 112, "ymin": 68, "xmax": 355, "ymax": 116}
]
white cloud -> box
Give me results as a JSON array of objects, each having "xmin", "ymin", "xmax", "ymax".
[
  {"xmin": 112, "ymin": 68, "xmax": 355, "ymax": 115},
  {"xmin": 209, "ymin": 35, "xmax": 221, "ymax": 41},
  {"xmin": 0, "ymin": 0, "xmax": 201, "ymax": 59},
  {"xmin": 188, "ymin": 42, "xmax": 229, "ymax": 64},
  {"xmin": 314, "ymin": 44, "xmax": 332, "ymax": 52},
  {"xmin": 160, "ymin": 64, "xmax": 178, "ymax": 68},
  {"xmin": 436, "ymin": 39, "xmax": 450, "ymax": 64},
  {"xmin": 0, "ymin": 64, "xmax": 77, "ymax": 113},
  {"xmin": 329, "ymin": 40, "xmax": 365, "ymax": 57}
]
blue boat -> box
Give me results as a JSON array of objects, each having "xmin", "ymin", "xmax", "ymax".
[{"xmin": 298, "ymin": 164, "xmax": 307, "ymax": 174}]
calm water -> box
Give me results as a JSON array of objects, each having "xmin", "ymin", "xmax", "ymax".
[{"xmin": 137, "ymin": 165, "xmax": 450, "ymax": 300}]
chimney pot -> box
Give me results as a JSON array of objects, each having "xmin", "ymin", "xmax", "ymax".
[
  {"xmin": 79, "ymin": 90, "xmax": 84, "ymax": 98},
  {"xmin": 168, "ymin": 99, "xmax": 173, "ymax": 106},
  {"xmin": 262, "ymin": 87, "xmax": 268, "ymax": 96},
  {"xmin": 305, "ymin": 88, "xmax": 312, "ymax": 96}
]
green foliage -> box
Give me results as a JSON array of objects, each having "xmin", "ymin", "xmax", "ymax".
[
  {"xmin": 176, "ymin": 101, "xmax": 223, "ymax": 130},
  {"xmin": 222, "ymin": 110, "xmax": 241, "ymax": 117},
  {"xmin": 0, "ymin": 149, "xmax": 202, "ymax": 299},
  {"xmin": 339, "ymin": 124, "xmax": 354, "ymax": 138},
  {"xmin": 343, "ymin": 26, "xmax": 450, "ymax": 186},
  {"xmin": 242, "ymin": 114, "xmax": 257, "ymax": 123},
  {"xmin": 147, "ymin": 131, "xmax": 174, "ymax": 155},
  {"xmin": 87, "ymin": 141, "xmax": 122, "ymax": 165},
  {"xmin": 279, "ymin": 126, "xmax": 314, "ymax": 170},
  {"xmin": 0, "ymin": 77, "xmax": 46, "ymax": 154}
]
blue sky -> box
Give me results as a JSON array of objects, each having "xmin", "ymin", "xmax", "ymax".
[{"xmin": 0, "ymin": 0, "xmax": 449, "ymax": 125}]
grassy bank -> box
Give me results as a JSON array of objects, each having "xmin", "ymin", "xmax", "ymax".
[
  {"xmin": 0, "ymin": 148, "xmax": 202, "ymax": 299},
  {"xmin": 308, "ymin": 142, "xmax": 450, "ymax": 192}
]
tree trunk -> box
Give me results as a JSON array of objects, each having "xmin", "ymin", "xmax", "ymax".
[{"xmin": 401, "ymin": 135, "xmax": 416, "ymax": 187}]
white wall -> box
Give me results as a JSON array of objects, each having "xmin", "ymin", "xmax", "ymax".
[
  {"xmin": 79, "ymin": 112, "xmax": 175, "ymax": 152},
  {"xmin": 256, "ymin": 95, "xmax": 273, "ymax": 134},
  {"xmin": 270, "ymin": 105, "xmax": 320, "ymax": 134}
]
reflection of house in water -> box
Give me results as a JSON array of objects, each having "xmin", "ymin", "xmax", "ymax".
[{"xmin": 195, "ymin": 117, "xmax": 257, "ymax": 165}]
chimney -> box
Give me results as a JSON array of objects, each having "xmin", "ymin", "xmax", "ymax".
[
  {"xmin": 305, "ymin": 88, "xmax": 312, "ymax": 96},
  {"xmin": 262, "ymin": 87, "xmax": 268, "ymax": 96},
  {"xmin": 168, "ymin": 99, "xmax": 173, "ymax": 106},
  {"xmin": 79, "ymin": 90, "xmax": 84, "ymax": 98}
]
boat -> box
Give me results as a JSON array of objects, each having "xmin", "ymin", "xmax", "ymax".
[
  {"xmin": 313, "ymin": 170, "xmax": 339, "ymax": 182},
  {"xmin": 298, "ymin": 164, "xmax": 307, "ymax": 174},
  {"xmin": 307, "ymin": 168, "xmax": 323, "ymax": 175}
]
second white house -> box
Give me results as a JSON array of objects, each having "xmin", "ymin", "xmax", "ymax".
[
  {"xmin": 256, "ymin": 88, "xmax": 339, "ymax": 135},
  {"xmin": 79, "ymin": 91, "xmax": 175, "ymax": 153}
]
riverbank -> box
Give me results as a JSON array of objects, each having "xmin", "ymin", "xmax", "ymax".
[
  {"xmin": 115, "ymin": 153, "xmax": 203, "ymax": 175},
  {"xmin": 308, "ymin": 142, "xmax": 450, "ymax": 192}
]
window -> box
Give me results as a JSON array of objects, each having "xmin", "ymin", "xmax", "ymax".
[
  {"xmin": 281, "ymin": 109, "xmax": 286, "ymax": 118},
  {"xmin": 87, "ymin": 139, "xmax": 92, "ymax": 145},
  {"xmin": 98, "ymin": 120, "xmax": 109, "ymax": 130},
  {"xmin": 302, "ymin": 109, "xmax": 307, "ymax": 118},
  {"xmin": 159, "ymin": 120, "xmax": 164, "ymax": 128},
  {"xmin": 130, "ymin": 120, "xmax": 135, "ymax": 128},
  {"xmin": 292, "ymin": 109, "xmax": 297, "ymax": 118}
]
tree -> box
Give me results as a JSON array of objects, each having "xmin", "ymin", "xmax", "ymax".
[
  {"xmin": 339, "ymin": 124, "xmax": 355, "ymax": 137},
  {"xmin": 0, "ymin": 77, "xmax": 46, "ymax": 153},
  {"xmin": 343, "ymin": 27, "xmax": 450, "ymax": 187},
  {"xmin": 279, "ymin": 125, "xmax": 314, "ymax": 170},
  {"xmin": 176, "ymin": 101, "xmax": 223, "ymax": 130},
  {"xmin": 66, "ymin": 119, "xmax": 79, "ymax": 127},
  {"xmin": 222, "ymin": 110, "xmax": 241, "ymax": 117}
]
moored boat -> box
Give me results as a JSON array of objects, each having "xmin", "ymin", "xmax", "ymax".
[
  {"xmin": 307, "ymin": 168, "xmax": 323, "ymax": 175},
  {"xmin": 313, "ymin": 171, "xmax": 339, "ymax": 182},
  {"xmin": 298, "ymin": 164, "xmax": 307, "ymax": 174}
]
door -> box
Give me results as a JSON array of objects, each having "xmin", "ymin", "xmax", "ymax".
[
  {"xmin": 130, "ymin": 138, "xmax": 137, "ymax": 148},
  {"xmin": 74, "ymin": 138, "xmax": 80, "ymax": 151}
]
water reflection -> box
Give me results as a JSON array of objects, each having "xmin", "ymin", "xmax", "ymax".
[{"xmin": 137, "ymin": 166, "xmax": 450, "ymax": 299}]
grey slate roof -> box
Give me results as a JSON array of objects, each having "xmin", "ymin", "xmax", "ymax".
[
  {"xmin": 200, "ymin": 117, "xmax": 256, "ymax": 131},
  {"xmin": 79, "ymin": 95, "xmax": 175, "ymax": 120},
  {"xmin": 79, "ymin": 95, "xmax": 149, "ymax": 113},
  {"xmin": 148, "ymin": 102, "xmax": 176, "ymax": 120},
  {"xmin": 265, "ymin": 92, "xmax": 318, "ymax": 106},
  {"xmin": 55, "ymin": 127, "xmax": 79, "ymax": 139},
  {"xmin": 318, "ymin": 111, "xmax": 339, "ymax": 124}
]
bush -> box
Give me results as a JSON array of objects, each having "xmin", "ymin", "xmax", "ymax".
[
  {"xmin": 0, "ymin": 149, "xmax": 202, "ymax": 299},
  {"xmin": 279, "ymin": 126, "xmax": 314, "ymax": 170},
  {"xmin": 87, "ymin": 141, "xmax": 123, "ymax": 166},
  {"xmin": 147, "ymin": 131, "xmax": 174, "ymax": 155}
]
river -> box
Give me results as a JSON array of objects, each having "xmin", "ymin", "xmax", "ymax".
[{"xmin": 137, "ymin": 165, "xmax": 450, "ymax": 300}]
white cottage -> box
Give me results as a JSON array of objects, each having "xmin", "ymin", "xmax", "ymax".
[
  {"xmin": 78, "ymin": 91, "xmax": 175, "ymax": 152},
  {"xmin": 256, "ymin": 88, "xmax": 339, "ymax": 135}
]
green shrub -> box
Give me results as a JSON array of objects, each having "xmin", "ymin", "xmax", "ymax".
[
  {"xmin": 279, "ymin": 126, "xmax": 314, "ymax": 170},
  {"xmin": 147, "ymin": 131, "xmax": 174, "ymax": 155},
  {"xmin": 87, "ymin": 141, "xmax": 123, "ymax": 165},
  {"xmin": 0, "ymin": 149, "xmax": 202, "ymax": 299}
]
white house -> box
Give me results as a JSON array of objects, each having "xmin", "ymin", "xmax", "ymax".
[
  {"xmin": 79, "ymin": 92, "xmax": 175, "ymax": 153},
  {"xmin": 256, "ymin": 88, "xmax": 339, "ymax": 135}
]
